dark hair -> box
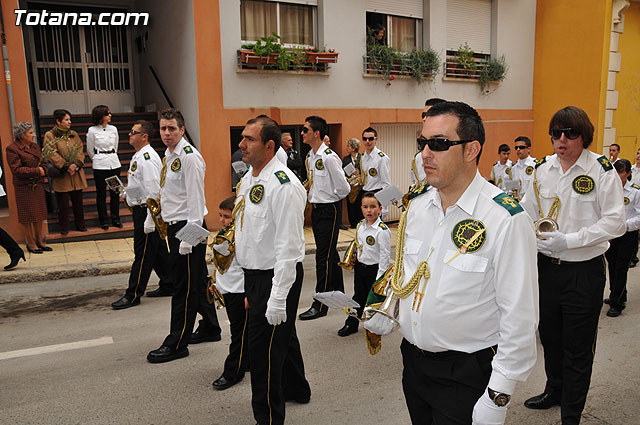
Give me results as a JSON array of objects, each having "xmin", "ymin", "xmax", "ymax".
[
  {"xmin": 498, "ymin": 144, "xmax": 511, "ymax": 153},
  {"xmin": 362, "ymin": 126, "xmax": 377, "ymax": 138},
  {"xmin": 134, "ymin": 120, "xmax": 155, "ymax": 139},
  {"xmin": 425, "ymin": 98, "xmax": 446, "ymax": 107},
  {"xmin": 361, "ymin": 191, "xmax": 381, "ymax": 207},
  {"xmin": 614, "ymin": 158, "xmax": 632, "ymax": 179},
  {"xmin": 514, "ymin": 136, "xmax": 531, "ymax": 147},
  {"xmin": 610, "ymin": 143, "xmax": 620, "ymax": 150},
  {"xmin": 246, "ymin": 114, "xmax": 281, "ymax": 151},
  {"xmin": 424, "ymin": 101, "xmax": 485, "ymax": 163},
  {"xmin": 305, "ymin": 115, "xmax": 328, "ymax": 140},
  {"xmin": 549, "ymin": 106, "xmax": 594, "ymax": 148},
  {"xmin": 219, "ymin": 196, "xmax": 236, "ymax": 211},
  {"xmin": 53, "ymin": 109, "xmax": 71, "ymax": 124},
  {"xmin": 160, "ymin": 108, "xmax": 185, "ymax": 129},
  {"xmin": 91, "ymin": 105, "xmax": 110, "ymax": 125}
]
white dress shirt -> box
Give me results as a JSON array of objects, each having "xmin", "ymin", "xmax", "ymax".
[
  {"xmin": 276, "ymin": 146, "xmax": 288, "ymax": 166},
  {"xmin": 490, "ymin": 160, "xmax": 512, "ymax": 191},
  {"xmin": 356, "ymin": 217, "xmax": 391, "ymax": 279},
  {"xmin": 216, "ymin": 256, "xmax": 245, "ymax": 294},
  {"xmin": 409, "ymin": 151, "xmax": 426, "ymax": 186},
  {"xmin": 125, "ymin": 144, "xmax": 161, "ymax": 206},
  {"xmin": 631, "ymin": 164, "xmax": 640, "ymax": 186},
  {"xmin": 86, "ymin": 124, "xmax": 121, "ymax": 170},
  {"xmin": 623, "ymin": 181, "xmax": 640, "ymax": 232},
  {"xmin": 511, "ymin": 156, "xmax": 536, "ymax": 197},
  {"xmin": 235, "ymin": 156, "xmax": 306, "ymax": 300},
  {"xmin": 397, "ymin": 172, "xmax": 539, "ymax": 395},
  {"xmin": 158, "ymin": 138, "xmax": 207, "ymax": 224},
  {"xmin": 362, "ymin": 146, "xmax": 391, "ymax": 191},
  {"xmin": 307, "ymin": 145, "xmax": 350, "ymax": 204},
  {"xmin": 521, "ymin": 150, "xmax": 626, "ymax": 261},
  {"xmin": 0, "ymin": 167, "xmax": 6, "ymax": 197}
]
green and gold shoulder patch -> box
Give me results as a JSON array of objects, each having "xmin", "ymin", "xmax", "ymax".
[
  {"xmin": 493, "ymin": 193, "xmax": 524, "ymax": 216},
  {"xmin": 274, "ymin": 171, "xmax": 290, "ymax": 184},
  {"xmin": 184, "ymin": 146, "xmax": 193, "ymax": 154},
  {"xmin": 379, "ymin": 222, "xmax": 388, "ymax": 230},
  {"xmin": 143, "ymin": 152, "xmax": 150, "ymax": 160},
  {"xmin": 324, "ymin": 148, "xmax": 332, "ymax": 155},
  {"xmin": 632, "ymin": 183, "xmax": 640, "ymax": 190},
  {"xmin": 378, "ymin": 151, "xmax": 385, "ymax": 157},
  {"xmin": 597, "ymin": 156, "xmax": 613, "ymax": 171},
  {"xmin": 408, "ymin": 184, "xmax": 430, "ymax": 200},
  {"xmin": 534, "ymin": 157, "xmax": 547, "ymax": 168}
]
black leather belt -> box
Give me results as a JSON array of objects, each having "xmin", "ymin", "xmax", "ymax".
[
  {"xmin": 406, "ymin": 339, "xmax": 497, "ymax": 359},
  {"xmin": 94, "ymin": 149, "xmax": 115, "ymax": 154},
  {"xmin": 539, "ymin": 253, "xmax": 604, "ymax": 266},
  {"xmin": 242, "ymin": 268, "xmax": 273, "ymax": 276},
  {"xmin": 311, "ymin": 200, "xmax": 341, "ymax": 208}
]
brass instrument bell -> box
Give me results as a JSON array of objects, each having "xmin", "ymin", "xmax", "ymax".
[
  {"xmin": 146, "ymin": 198, "xmax": 169, "ymax": 250},
  {"xmin": 535, "ymin": 217, "xmax": 559, "ymax": 239},
  {"xmin": 212, "ymin": 223, "xmax": 236, "ymax": 274},
  {"xmin": 338, "ymin": 240, "xmax": 358, "ymax": 270}
]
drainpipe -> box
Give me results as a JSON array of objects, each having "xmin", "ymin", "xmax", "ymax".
[{"xmin": 0, "ymin": 1, "xmax": 16, "ymax": 127}]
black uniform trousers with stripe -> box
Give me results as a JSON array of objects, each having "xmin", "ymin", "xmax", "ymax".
[
  {"xmin": 221, "ymin": 292, "xmax": 249, "ymax": 381},
  {"xmin": 125, "ymin": 205, "xmax": 172, "ymax": 302},
  {"xmin": 244, "ymin": 262, "xmax": 310, "ymax": 425},
  {"xmin": 537, "ymin": 253, "xmax": 605, "ymax": 425},
  {"xmin": 605, "ymin": 230, "xmax": 637, "ymax": 309},
  {"xmin": 162, "ymin": 221, "xmax": 220, "ymax": 350},
  {"xmin": 311, "ymin": 200, "xmax": 344, "ymax": 312},
  {"xmin": 0, "ymin": 226, "xmax": 23, "ymax": 259},
  {"xmin": 345, "ymin": 261, "xmax": 378, "ymax": 327}
]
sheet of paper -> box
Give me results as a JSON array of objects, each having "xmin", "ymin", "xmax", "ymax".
[
  {"xmin": 375, "ymin": 184, "xmax": 404, "ymax": 207},
  {"xmin": 313, "ymin": 291, "xmax": 360, "ymax": 309},
  {"xmin": 105, "ymin": 175, "xmax": 125, "ymax": 193},
  {"xmin": 503, "ymin": 179, "xmax": 520, "ymax": 190},
  {"xmin": 175, "ymin": 222, "xmax": 211, "ymax": 245},
  {"xmin": 232, "ymin": 160, "xmax": 248, "ymax": 175},
  {"xmin": 343, "ymin": 162, "xmax": 356, "ymax": 176}
]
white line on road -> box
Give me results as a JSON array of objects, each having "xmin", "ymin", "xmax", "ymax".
[{"xmin": 0, "ymin": 336, "xmax": 114, "ymax": 361}]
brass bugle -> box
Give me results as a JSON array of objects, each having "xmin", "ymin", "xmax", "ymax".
[
  {"xmin": 146, "ymin": 198, "xmax": 170, "ymax": 251},
  {"xmin": 212, "ymin": 223, "xmax": 236, "ymax": 275},
  {"xmin": 338, "ymin": 240, "xmax": 358, "ymax": 270},
  {"xmin": 535, "ymin": 217, "xmax": 559, "ymax": 240}
]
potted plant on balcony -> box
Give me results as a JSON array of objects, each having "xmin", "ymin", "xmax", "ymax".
[
  {"xmin": 306, "ymin": 46, "xmax": 339, "ymax": 64},
  {"xmin": 452, "ymin": 42, "xmax": 477, "ymax": 78},
  {"xmin": 408, "ymin": 48, "xmax": 440, "ymax": 84},
  {"xmin": 240, "ymin": 33, "xmax": 284, "ymax": 64},
  {"xmin": 367, "ymin": 43, "xmax": 407, "ymax": 84},
  {"xmin": 478, "ymin": 55, "xmax": 508, "ymax": 92}
]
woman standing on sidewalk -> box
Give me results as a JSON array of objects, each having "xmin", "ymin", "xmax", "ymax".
[
  {"xmin": 86, "ymin": 105, "xmax": 121, "ymax": 229},
  {"xmin": 6, "ymin": 122, "xmax": 51, "ymax": 253},
  {"xmin": 45, "ymin": 109, "xmax": 88, "ymax": 235}
]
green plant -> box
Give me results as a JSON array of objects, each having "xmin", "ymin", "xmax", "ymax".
[
  {"xmin": 276, "ymin": 50, "xmax": 293, "ymax": 71},
  {"xmin": 479, "ymin": 55, "xmax": 508, "ymax": 92},
  {"xmin": 455, "ymin": 42, "xmax": 477, "ymax": 74},
  {"xmin": 408, "ymin": 48, "xmax": 440, "ymax": 84},
  {"xmin": 244, "ymin": 33, "xmax": 284, "ymax": 56},
  {"xmin": 290, "ymin": 47, "xmax": 308, "ymax": 71}
]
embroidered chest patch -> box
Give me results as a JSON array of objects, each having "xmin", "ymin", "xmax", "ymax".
[
  {"xmin": 525, "ymin": 166, "xmax": 534, "ymax": 175},
  {"xmin": 451, "ymin": 219, "xmax": 486, "ymax": 254},
  {"xmin": 369, "ymin": 167, "xmax": 378, "ymax": 177},
  {"xmin": 572, "ymin": 175, "xmax": 595, "ymax": 194},
  {"xmin": 249, "ymin": 184, "xmax": 265, "ymax": 204},
  {"xmin": 130, "ymin": 161, "xmax": 137, "ymax": 172},
  {"xmin": 171, "ymin": 158, "xmax": 181, "ymax": 172},
  {"xmin": 624, "ymin": 197, "xmax": 630, "ymax": 205},
  {"xmin": 366, "ymin": 235, "xmax": 376, "ymax": 246},
  {"xmin": 315, "ymin": 159, "xmax": 324, "ymax": 170}
]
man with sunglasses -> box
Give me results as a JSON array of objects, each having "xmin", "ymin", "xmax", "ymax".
[
  {"xmin": 411, "ymin": 98, "xmax": 446, "ymax": 189},
  {"xmin": 361, "ymin": 127, "xmax": 391, "ymax": 217},
  {"xmin": 520, "ymin": 106, "xmax": 625, "ymax": 424},
  {"xmin": 364, "ymin": 101, "xmax": 538, "ymax": 425},
  {"xmin": 489, "ymin": 144, "xmax": 513, "ymax": 191},
  {"xmin": 111, "ymin": 121, "xmax": 173, "ymax": 310},
  {"xmin": 299, "ymin": 116, "xmax": 351, "ymax": 321},
  {"xmin": 510, "ymin": 136, "xmax": 536, "ymax": 199}
]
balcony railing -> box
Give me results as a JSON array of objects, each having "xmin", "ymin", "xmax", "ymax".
[{"xmin": 443, "ymin": 51, "xmax": 490, "ymax": 80}]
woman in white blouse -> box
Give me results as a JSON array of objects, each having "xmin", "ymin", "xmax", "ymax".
[{"xmin": 87, "ymin": 105, "xmax": 122, "ymax": 229}]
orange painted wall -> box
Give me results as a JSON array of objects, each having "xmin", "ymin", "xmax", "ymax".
[
  {"xmin": 532, "ymin": 0, "xmax": 612, "ymax": 160},
  {"xmin": 0, "ymin": 0, "xmax": 33, "ymax": 240}
]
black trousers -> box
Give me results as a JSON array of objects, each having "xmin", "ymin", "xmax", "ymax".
[
  {"xmin": 605, "ymin": 230, "xmax": 637, "ymax": 309},
  {"xmin": 311, "ymin": 201, "xmax": 344, "ymax": 311},
  {"xmin": 221, "ymin": 292, "xmax": 249, "ymax": 381},
  {"xmin": 162, "ymin": 221, "xmax": 220, "ymax": 350},
  {"xmin": 345, "ymin": 261, "xmax": 378, "ymax": 327},
  {"xmin": 244, "ymin": 263, "xmax": 310, "ymax": 425},
  {"xmin": 124, "ymin": 206, "xmax": 172, "ymax": 302},
  {"xmin": 401, "ymin": 339, "xmax": 494, "ymax": 425},
  {"xmin": 346, "ymin": 190, "xmax": 363, "ymax": 228},
  {"xmin": 538, "ymin": 253, "xmax": 605, "ymax": 425},
  {"xmin": 56, "ymin": 189, "xmax": 85, "ymax": 232},
  {"xmin": 93, "ymin": 167, "xmax": 121, "ymax": 225},
  {"xmin": 0, "ymin": 226, "xmax": 23, "ymax": 258}
]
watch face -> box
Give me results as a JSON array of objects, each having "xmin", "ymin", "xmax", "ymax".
[{"xmin": 494, "ymin": 393, "xmax": 510, "ymax": 407}]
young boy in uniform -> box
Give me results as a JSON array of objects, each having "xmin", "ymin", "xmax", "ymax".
[{"xmin": 338, "ymin": 192, "xmax": 391, "ymax": 336}]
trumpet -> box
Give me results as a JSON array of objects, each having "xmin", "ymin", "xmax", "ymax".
[
  {"xmin": 535, "ymin": 217, "xmax": 559, "ymax": 239},
  {"xmin": 211, "ymin": 223, "xmax": 236, "ymax": 274},
  {"xmin": 338, "ymin": 240, "xmax": 358, "ymax": 270},
  {"xmin": 146, "ymin": 198, "xmax": 169, "ymax": 251},
  {"xmin": 206, "ymin": 273, "xmax": 226, "ymax": 309}
]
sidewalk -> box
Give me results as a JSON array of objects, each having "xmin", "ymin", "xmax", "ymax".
[{"xmin": 0, "ymin": 225, "xmax": 398, "ymax": 284}]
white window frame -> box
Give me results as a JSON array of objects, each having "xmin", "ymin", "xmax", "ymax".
[{"xmin": 386, "ymin": 15, "xmax": 423, "ymax": 51}]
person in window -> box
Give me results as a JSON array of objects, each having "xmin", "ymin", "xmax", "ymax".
[
  {"xmin": 6, "ymin": 122, "xmax": 51, "ymax": 253},
  {"xmin": 45, "ymin": 109, "xmax": 88, "ymax": 235},
  {"xmin": 370, "ymin": 23, "xmax": 386, "ymax": 45},
  {"xmin": 87, "ymin": 105, "xmax": 122, "ymax": 229}
]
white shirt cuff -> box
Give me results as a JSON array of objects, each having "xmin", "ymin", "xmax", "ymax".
[
  {"xmin": 565, "ymin": 232, "xmax": 581, "ymax": 250},
  {"xmin": 488, "ymin": 370, "xmax": 517, "ymax": 395}
]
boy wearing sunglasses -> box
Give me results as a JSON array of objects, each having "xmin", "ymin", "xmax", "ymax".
[
  {"xmin": 510, "ymin": 136, "xmax": 536, "ymax": 198},
  {"xmin": 365, "ymin": 101, "xmax": 538, "ymax": 425},
  {"xmin": 361, "ymin": 127, "xmax": 391, "ymax": 218},
  {"xmin": 520, "ymin": 106, "xmax": 625, "ymax": 424}
]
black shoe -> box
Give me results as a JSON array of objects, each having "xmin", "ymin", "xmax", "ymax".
[
  {"xmin": 212, "ymin": 375, "xmax": 241, "ymax": 390},
  {"xmin": 37, "ymin": 244, "xmax": 53, "ymax": 252},
  {"xmin": 299, "ymin": 306, "xmax": 327, "ymax": 321},
  {"xmin": 607, "ymin": 307, "xmax": 622, "ymax": 317},
  {"xmin": 77, "ymin": 227, "xmax": 87, "ymax": 232},
  {"xmin": 111, "ymin": 296, "xmax": 140, "ymax": 310},
  {"xmin": 339, "ymin": 224, "xmax": 348, "ymax": 230},
  {"xmin": 101, "ymin": 223, "xmax": 109, "ymax": 230},
  {"xmin": 189, "ymin": 328, "xmax": 222, "ymax": 344},
  {"xmin": 112, "ymin": 220, "xmax": 123, "ymax": 228},
  {"xmin": 524, "ymin": 392, "xmax": 561, "ymax": 410},
  {"xmin": 604, "ymin": 298, "xmax": 610, "ymax": 305},
  {"xmin": 4, "ymin": 253, "xmax": 25, "ymax": 270},
  {"xmin": 27, "ymin": 246, "xmax": 43, "ymax": 254},
  {"xmin": 146, "ymin": 287, "xmax": 173, "ymax": 297},
  {"xmin": 147, "ymin": 345, "xmax": 189, "ymax": 363},
  {"xmin": 338, "ymin": 323, "xmax": 358, "ymax": 337},
  {"xmin": 60, "ymin": 230, "xmax": 69, "ymax": 235},
  {"xmin": 285, "ymin": 394, "xmax": 311, "ymax": 404}
]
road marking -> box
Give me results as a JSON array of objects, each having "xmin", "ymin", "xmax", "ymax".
[{"xmin": 0, "ymin": 336, "xmax": 114, "ymax": 361}]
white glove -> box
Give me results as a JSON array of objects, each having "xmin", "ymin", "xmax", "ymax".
[
  {"xmin": 472, "ymin": 390, "xmax": 507, "ymax": 425},
  {"xmin": 144, "ymin": 221, "xmax": 155, "ymax": 234},
  {"xmin": 536, "ymin": 231, "xmax": 567, "ymax": 255},
  {"xmin": 265, "ymin": 296, "xmax": 287, "ymax": 326},
  {"xmin": 213, "ymin": 240, "xmax": 230, "ymax": 256},
  {"xmin": 363, "ymin": 312, "xmax": 395, "ymax": 336},
  {"xmin": 179, "ymin": 241, "xmax": 193, "ymax": 255}
]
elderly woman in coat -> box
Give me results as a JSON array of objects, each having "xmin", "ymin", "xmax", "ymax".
[
  {"xmin": 44, "ymin": 109, "xmax": 88, "ymax": 235},
  {"xmin": 6, "ymin": 121, "xmax": 51, "ymax": 253}
]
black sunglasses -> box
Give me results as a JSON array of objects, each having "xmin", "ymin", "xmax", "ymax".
[
  {"xmin": 130, "ymin": 129, "xmax": 142, "ymax": 135},
  {"xmin": 421, "ymin": 111, "xmax": 428, "ymax": 119},
  {"xmin": 363, "ymin": 136, "xmax": 375, "ymax": 141},
  {"xmin": 514, "ymin": 145, "xmax": 527, "ymax": 150},
  {"xmin": 549, "ymin": 128, "xmax": 580, "ymax": 140},
  {"xmin": 417, "ymin": 136, "xmax": 473, "ymax": 152},
  {"xmin": 301, "ymin": 127, "xmax": 311, "ymax": 133}
]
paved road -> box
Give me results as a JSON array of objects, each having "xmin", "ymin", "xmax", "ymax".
[{"xmin": 1, "ymin": 258, "xmax": 639, "ymax": 424}]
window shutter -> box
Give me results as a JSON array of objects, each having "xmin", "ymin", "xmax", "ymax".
[
  {"xmin": 446, "ymin": 0, "xmax": 492, "ymax": 54},
  {"xmin": 264, "ymin": 0, "xmax": 317, "ymax": 5},
  {"xmin": 366, "ymin": 0, "xmax": 423, "ymax": 19}
]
